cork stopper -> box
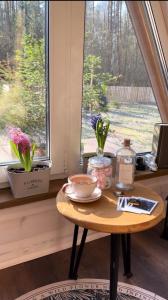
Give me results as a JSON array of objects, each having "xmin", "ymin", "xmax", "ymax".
[{"xmin": 124, "ymin": 139, "xmax": 130, "ymax": 147}]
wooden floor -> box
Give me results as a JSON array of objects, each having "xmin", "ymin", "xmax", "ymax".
[{"xmin": 0, "ymin": 221, "xmax": 167, "ymax": 300}]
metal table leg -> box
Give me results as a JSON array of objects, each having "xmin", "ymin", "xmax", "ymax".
[
  {"xmin": 69, "ymin": 225, "xmax": 132, "ymax": 298},
  {"xmin": 161, "ymin": 196, "xmax": 168, "ymax": 240},
  {"xmin": 110, "ymin": 234, "xmax": 120, "ymax": 300},
  {"xmin": 73, "ymin": 228, "xmax": 88, "ymax": 279},
  {"xmin": 121, "ymin": 233, "xmax": 133, "ymax": 278},
  {"xmin": 69, "ymin": 224, "xmax": 79, "ymax": 278},
  {"xmin": 69, "ymin": 224, "xmax": 88, "ymax": 280}
]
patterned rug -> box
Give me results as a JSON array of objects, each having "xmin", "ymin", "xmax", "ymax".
[{"xmin": 16, "ymin": 279, "xmax": 165, "ymax": 300}]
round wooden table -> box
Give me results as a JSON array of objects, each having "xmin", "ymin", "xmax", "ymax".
[{"xmin": 56, "ymin": 183, "xmax": 165, "ymax": 300}]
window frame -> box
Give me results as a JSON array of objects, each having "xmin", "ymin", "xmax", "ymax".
[
  {"xmin": 49, "ymin": 1, "xmax": 85, "ymax": 179},
  {"xmin": 126, "ymin": 1, "xmax": 168, "ymax": 122},
  {"xmin": 144, "ymin": 1, "xmax": 168, "ymax": 89}
]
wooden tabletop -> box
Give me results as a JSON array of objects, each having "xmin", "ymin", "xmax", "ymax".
[{"xmin": 56, "ymin": 183, "xmax": 165, "ymax": 234}]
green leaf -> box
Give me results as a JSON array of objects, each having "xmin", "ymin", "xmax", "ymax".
[
  {"xmin": 31, "ymin": 143, "xmax": 36, "ymax": 160},
  {"xmin": 9, "ymin": 141, "xmax": 20, "ymax": 159},
  {"xmin": 95, "ymin": 118, "xmax": 110, "ymax": 150},
  {"xmin": 18, "ymin": 147, "xmax": 26, "ymax": 170},
  {"xmin": 23, "ymin": 150, "xmax": 31, "ymax": 172},
  {"xmin": 30, "ymin": 143, "xmax": 36, "ymax": 167}
]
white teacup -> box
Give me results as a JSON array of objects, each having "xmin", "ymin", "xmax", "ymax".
[{"xmin": 67, "ymin": 174, "xmax": 97, "ymax": 198}]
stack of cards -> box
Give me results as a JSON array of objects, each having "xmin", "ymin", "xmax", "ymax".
[{"xmin": 117, "ymin": 196, "xmax": 158, "ymax": 214}]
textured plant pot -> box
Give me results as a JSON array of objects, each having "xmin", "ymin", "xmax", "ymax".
[{"xmin": 7, "ymin": 161, "xmax": 51, "ymax": 199}]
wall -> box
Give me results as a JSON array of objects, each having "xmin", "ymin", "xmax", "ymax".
[
  {"xmin": 0, "ymin": 198, "xmax": 107, "ymax": 270},
  {"xmin": 138, "ymin": 175, "xmax": 168, "ymax": 200},
  {"xmin": 0, "ymin": 176, "xmax": 167, "ymax": 270}
]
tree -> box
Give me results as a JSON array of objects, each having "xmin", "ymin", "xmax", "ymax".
[
  {"xmin": 15, "ymin": 34, "xmax": 46, "ymax": 142},
  {"xmin": 0, "ymin": 1, "xmax": 47, "ymax": 157},
  {"xmin": 83, "ymin": 54, "xmax": 118, "ymax": 112},
  {"xmin": 84, "ymin": 1, "xmax": 150, "ymax": 87}
]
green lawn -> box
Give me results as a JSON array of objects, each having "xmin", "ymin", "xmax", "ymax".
[{"xmin": 81, "ymin": 103, "xmax": 161, "ymax": 154}]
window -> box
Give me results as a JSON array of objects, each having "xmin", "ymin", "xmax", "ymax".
[
  {"xmin": 0, "ymin": 1, "xmax": 85, "ymax": 184},
  {"xmin": 81, "ymin": 1, "xmax": 162, "ymax": 155},
  {"xmin": 0, "ymin": 1, "xmax": 49, "ymax": 165},
  {"xmin": 144, "ymin": 1, "xmax": 168, "ymax": 88},
  {"xmin": 0, "ymin": 1, "xmax": 167, "ymax": 186}
]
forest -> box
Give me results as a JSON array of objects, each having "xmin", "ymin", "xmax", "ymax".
[
  {"xmin": 0, "ymin": 1, "xmax": 161, "ymax": 162},
  {"xmin": 82, "ymin": 1, "xmax": 161, "ymax": 154},
  {"xmin": 0, "ymin": 1, "xmax": 46, "ymax": 161},
  {"xmin": 83, "ymin": 1, "xmax": 152, "ymax": 111},
  {"xmin": 84, "ymin": 1, "xmax": 149, "ymax": 85}
]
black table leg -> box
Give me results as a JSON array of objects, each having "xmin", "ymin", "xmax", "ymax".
[
  {"xmin": 110, "ymin": 234, "xmax": 120, "ymax": 300},
  {"xmin": 121, "ymin": 234, "xmax": 133, "ymax": 278},
  {"xmin": 73, "ymin": 228, "xmax": 88, "ymax": 279},
  {"xmin": 69, "ymin": 224, "xmax": 79, "ymax": 278},
  {"xmin": 161, "ymin": 196, "xmax": 168, "ymax": 240},
  {"xmin": 121, "ymin": 234, "xmax": 127, "ymax": 274},
  {"xmin": 69, "ymin": 225, "xmax": 88, "ymax": 280}
]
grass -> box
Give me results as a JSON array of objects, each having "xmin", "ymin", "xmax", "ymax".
[{"xmin": 81, "ymin": 102, "xmax": 161, "ymax": 154}]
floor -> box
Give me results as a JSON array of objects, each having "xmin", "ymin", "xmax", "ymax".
[{"xmin": 0, "ymin": 221, "xmax": 167, "ymax": 300}]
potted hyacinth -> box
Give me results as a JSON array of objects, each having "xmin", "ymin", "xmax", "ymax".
[
  {"xmin": 91, "ymin": 114, "xmax": 110, "ymax": 156},
  {"xmin": 7, "ymin": 127, "xmax": 51, "ymax": 198}
]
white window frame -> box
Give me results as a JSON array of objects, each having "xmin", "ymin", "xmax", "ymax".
[{"xmin": 49, "ymin": 1, "xmax": 85, "ymax": 178}]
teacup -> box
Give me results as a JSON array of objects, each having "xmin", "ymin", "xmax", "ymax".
[{"xmin": 67, "ymin": 174, "xmax": 97, "ymax": 198}]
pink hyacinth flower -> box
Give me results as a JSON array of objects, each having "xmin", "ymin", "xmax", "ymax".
[
  {"xmin": 9, "ymin": 127, "xmax": 31, "ymax": 154},
  {"xmin": 18, "ymin": 134, "xmax": 31, "ymax": 154},
  {"xmin": 8, "ymin": 127, "xmax": 22, "ymax": 143}
]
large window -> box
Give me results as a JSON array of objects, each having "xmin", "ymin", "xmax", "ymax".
[
  {"xmin": 0, "ymin": 1, "xmax": 166, "ymax": 184},
  {"xmin": 0, "ymin": 1, "xmax": 85, "ymax": 183},
  {"xmin": 81, "ymin": 1, "xmax": 162, "ymax": 155},
  {"xmin": 0, "ymin": 1, "xmax": 49, "ymax": 164}
]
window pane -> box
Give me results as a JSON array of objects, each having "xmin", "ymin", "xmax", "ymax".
[
  {"xmin": 81, "ymin": 1, "xmax": 161, "ymax": 155},
  {"xmin": 0, "ymin": 1, "xmax": 49, "ymax": 164}
]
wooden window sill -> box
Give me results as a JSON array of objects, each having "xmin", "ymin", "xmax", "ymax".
[
  {"xmin": 0, "ymin": 169, "xmax": 168, "ymax": 209},
  {"xmin": 0, "ymin": 179, "xmax": 66, "ymax": 209},
  {"xmin": 135, "ymin": 168, "xmax": 168, "ymax": 181}
]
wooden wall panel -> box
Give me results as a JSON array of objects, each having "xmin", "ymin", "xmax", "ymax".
[
  {"xmin": 0, "ymin": 199, "xmax": 106, "ymax": 269},
  {"xmin": 0, "ymin": 176, "xmax": 167, "ymax": 270}
]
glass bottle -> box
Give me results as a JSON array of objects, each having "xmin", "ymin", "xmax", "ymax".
[{"xmin": 115, "ymin": 139, "xmax": 136, "ymax": 190}]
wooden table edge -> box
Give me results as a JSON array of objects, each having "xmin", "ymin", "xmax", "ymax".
[
  {"xmin": 56, "ymin": 184, "xmax": 165, "ymax": 234},
  {"xmin": 56, "ymin": 206, "xmax": 165, "ymax": 234}
]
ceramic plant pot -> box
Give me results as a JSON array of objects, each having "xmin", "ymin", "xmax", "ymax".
[{"xmin": 7, "ymin": 161, "xmax": 51, "ymax": 199}]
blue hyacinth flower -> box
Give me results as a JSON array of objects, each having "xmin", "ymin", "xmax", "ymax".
[{"xmin": 91, "ymin": 114, "xmax": 102, "ymax": 131}]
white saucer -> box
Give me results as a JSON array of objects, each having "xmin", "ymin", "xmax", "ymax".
[{"xmin": 66, "ymin": 187, "xmax": 102, "ymax": 203}]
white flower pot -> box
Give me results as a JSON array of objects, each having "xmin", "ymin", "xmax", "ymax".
[{"xmin": 7, "ymin": 161, "xmax": 51, "ymax": 199}]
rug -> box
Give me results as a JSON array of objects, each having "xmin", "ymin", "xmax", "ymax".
[{"xmin": 16, "ymin": 279, "xmax": 166, "ymax": 300}]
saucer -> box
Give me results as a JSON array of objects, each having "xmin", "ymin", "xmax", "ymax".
[{"xmin": 66, "ymin": 187, "xmax": 102, "ymax": 203}]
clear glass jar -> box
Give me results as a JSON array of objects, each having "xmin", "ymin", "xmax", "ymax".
[
  {"xmin": 115, "ymin": 139, "xmax": 136, "ymax": 190},
  {"xmin": 87, "ymin": 156, "xmax": 112, "ymax": 190}
]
